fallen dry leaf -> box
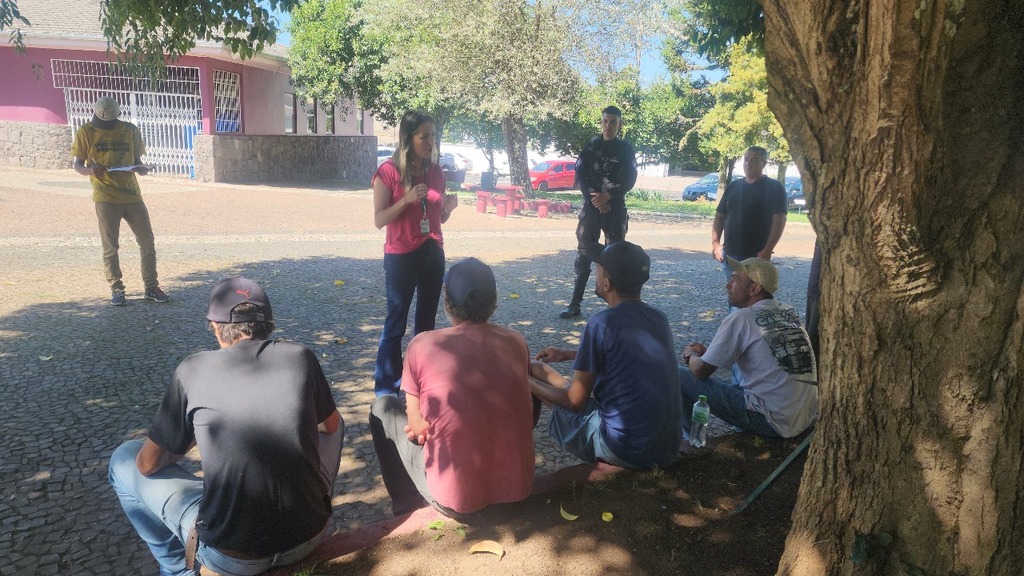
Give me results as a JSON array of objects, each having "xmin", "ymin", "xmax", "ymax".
[
  {"xmin": 334, "ymin": 280, "xmax": 345, "ymax": 286},
  {"xmin": 509, "ymin": 293, "xmax": 520, "ymax": 299},
  {"xmin": 468, "ymin": 540, "xmax": 504, "ymax": 558},
  {"xmin": 602, "ymin": 512, "xmax": 614, "ymax": 522},
  {"xmin": 38, "ymin": 355, "xmax": 53, "ymax": 361},
  {"xmin": 559, "ymin": 504, "xmax": 579, "ymax": 521}
]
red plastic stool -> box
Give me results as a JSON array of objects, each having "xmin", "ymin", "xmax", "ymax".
[
  {"xmin": 535, "ymin": 199, "xmax": 550, "ymax": 218},
  {"xmin": 475, "ymin": 192, "xmax": 491, "ymax": 213}
]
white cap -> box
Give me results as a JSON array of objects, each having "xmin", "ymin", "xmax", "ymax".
[{"xmin": 94, "ymin": 97, "xmax": 120, "ymax": 121}]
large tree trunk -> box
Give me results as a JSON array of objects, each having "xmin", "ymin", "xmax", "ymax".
[
  {"xmin": 763, "ymin": 1, "xmax": 1024, "ymax": 574},
  {"xmin": 718, "ymin": 156, "xmax": 733, "ymax": 198},
  {"xmin": 502, "ymin": 112, "xmax": 531, "ymax": 195}
]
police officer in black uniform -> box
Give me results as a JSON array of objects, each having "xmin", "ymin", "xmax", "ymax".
[{"xmin": 559, "ymin": 105, "xmax": 638, "ymax": 319}]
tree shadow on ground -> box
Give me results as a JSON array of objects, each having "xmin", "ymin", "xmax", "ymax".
[{"xmin": 0, "ymin": 249, "xmax": 813, "ymax": 575}]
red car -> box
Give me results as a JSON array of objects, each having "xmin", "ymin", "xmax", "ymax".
[{"xmin": 530, "ymin": 159, "xmax": 576, "ymax": 191}]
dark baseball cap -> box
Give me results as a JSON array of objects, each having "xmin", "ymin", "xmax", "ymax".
[
  {"xmin": 444, "ymin": 257, "xmax": 497, "ymax": 308},
  {"xmin": 585, "ymin": 241, "xmax": 650, "ymax": 290},
  {"xmin": 206, "ymin": 277, "xmax": 273, "ymax": 323}
]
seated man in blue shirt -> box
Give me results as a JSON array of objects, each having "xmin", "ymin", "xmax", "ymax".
[{"xmin": 531, "ymin": 241, "xmax": 682, "ymax": 469}]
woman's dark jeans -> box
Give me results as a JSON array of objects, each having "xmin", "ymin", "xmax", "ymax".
[{"xmin": 374, "ymin": 239, "xmax": 445, "ymax": 396}]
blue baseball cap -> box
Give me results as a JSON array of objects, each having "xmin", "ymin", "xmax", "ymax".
[{"xmin": 444, "ymin": 258, "xmax": 497, "ymax": 309}]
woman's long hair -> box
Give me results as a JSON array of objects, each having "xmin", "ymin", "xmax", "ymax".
[{"xmin": 392, "ymin": 110, "xmax": 436, "ymax": 190}]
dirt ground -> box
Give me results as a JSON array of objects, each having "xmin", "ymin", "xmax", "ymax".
[
  {"xmin": 0, "ymin": 166, "xmax": 816, "ymax": 576},
  {"xmin": 301, "ymin": 431, "xmax": 807, "ymax": 576}
]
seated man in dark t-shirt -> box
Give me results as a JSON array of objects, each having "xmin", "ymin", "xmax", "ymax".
[
  {"xmin": 531, "ymin": 242, "xmax": 682, "ymax": 469},
  {"xmin": 108, "ymin": 277, "xmax": 343, "ymax": 576}
]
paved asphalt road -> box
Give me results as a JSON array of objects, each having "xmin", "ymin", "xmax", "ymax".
[{"xmin": 0, "ymin": 167, "xmax": 815, "ymax": 575}]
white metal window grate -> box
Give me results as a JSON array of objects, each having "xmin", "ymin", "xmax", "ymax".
[
  {"xmin": 52, "ymin": 60, "xmax": 200, "ymax": 96},
  {"xmin": 53, "ymin": 59, "xmax": 203, "ymax": 177},
  {"xmin": 213, "ymin": 70, "xmax": 241, "ymax": 133}
]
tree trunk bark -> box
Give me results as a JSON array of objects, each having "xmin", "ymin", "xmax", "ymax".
[
  {"xmin": 718, "ymin": 156, "xmax": 733, "ymax": 198},
  {"xmin": 762, "ymin": 1, "xmax": 1024, "ymax": 575},
  {"xmin": 502, "ymin": 112, "xmax": 531, "ymax": 195}
]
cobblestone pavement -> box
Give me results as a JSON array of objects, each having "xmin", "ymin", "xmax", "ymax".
[{"xmin": 0, "ymin": 166, "xmax": 816, "ymax": 575}]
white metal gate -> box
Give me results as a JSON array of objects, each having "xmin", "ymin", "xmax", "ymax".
[{"xmin": 52, "ymin": 59, "xmax": 203, "ymax": 177}]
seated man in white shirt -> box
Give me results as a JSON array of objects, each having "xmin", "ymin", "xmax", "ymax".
[{"xmin": 680, "ymin": 257, "xmax": 817, "ymax": 439}]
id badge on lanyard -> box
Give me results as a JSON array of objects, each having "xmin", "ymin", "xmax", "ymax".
[
  {"xmin": 420, "ymin": 198, "xmax": 430, "ymax": 235},
  {"xmin": 414, "ymin": 174, "xmax": 430, "ymax": 235}
]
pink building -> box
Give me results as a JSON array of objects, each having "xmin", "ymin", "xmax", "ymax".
[{"xmin": 1, "ymin": 0, "xmax": 376, "ymax": 183}]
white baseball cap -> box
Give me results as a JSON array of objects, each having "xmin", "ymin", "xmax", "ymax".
[{"xmin": 94, "ymin": 97, "xmax": 121, "ymax": 121}]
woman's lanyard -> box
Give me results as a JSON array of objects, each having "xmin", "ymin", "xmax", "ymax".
[
  {"xmin": 420, "ymin": 197, "xmax": 430, "ymax": 235},
  {"xmin": 414, "ymin": 173, "xmax": 430, "ymax": 235}
]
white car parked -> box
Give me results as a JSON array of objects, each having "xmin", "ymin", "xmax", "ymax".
[
  {"xmin": 376, "ymin": 147, "xmax": 395, "ymax": 167},
  {"xmin": 439, "ymin": 152, "xmax": 473, "ymax": 172}
]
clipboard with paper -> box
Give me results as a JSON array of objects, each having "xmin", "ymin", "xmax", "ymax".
[{"xmin": 107, "ymin": 164, "xmax": 157, "ymax": 172}]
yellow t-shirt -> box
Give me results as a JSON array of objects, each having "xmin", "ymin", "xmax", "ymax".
[{"xmin": 71, "ymin": 121, "xmax": 146, "ymax": 203}]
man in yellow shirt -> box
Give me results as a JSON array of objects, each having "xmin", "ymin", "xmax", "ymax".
[{"xmin": 72, "ymin": 97, "xmax": 168, "ymax": 306}]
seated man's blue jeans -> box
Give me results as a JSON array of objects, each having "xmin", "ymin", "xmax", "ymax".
[
  {"xmin": 108, "ymin": 422, "xmax": 344, "ymax": 576},
  {"xmin": 547, "ymin": 398, "xmax": 635, "ymax": 468},
  {"xmin": 677, "ymin": 365, "xmax": 781, "ymax": 439}
]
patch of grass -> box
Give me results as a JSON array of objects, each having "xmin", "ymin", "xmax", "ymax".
[
  {"xmin": 786, "ymin": 211, "xmax": 810, "ymax": 224},
  {"xmin": 290, "ymin": 562, "xmax": 327, "ymax": 576},
  {"xmin": 626, "ymin": 189, "xmax": 718, "ymax": 216},
  {"xmin": 455, "ymin": 186, "xmax": 807, "ymax": 220}
]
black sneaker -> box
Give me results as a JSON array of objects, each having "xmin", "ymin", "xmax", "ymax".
[
  {"xmin": 144, "ymin": 287, "xmax": 170, "ymax": 303},
  {"xmin": 110, "ymin": 290, "xmax": 127, "ymax": 306},
  {"xmin": 558, "ymin": 305, "xmax": 581, "ymax": 319}
]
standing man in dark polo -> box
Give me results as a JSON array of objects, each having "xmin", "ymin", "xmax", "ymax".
[
  {"xmin": 711, "ymin": 146, "xmax": 788, "ymax": 266},
  {"xmin": 72, "ymin": 96, "xmax": 168, "ymax": 306},
  {"xmin": 559, "ymin": 105, "xmax": 638, "ymax": 319}
]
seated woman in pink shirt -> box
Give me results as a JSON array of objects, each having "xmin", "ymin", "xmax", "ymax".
[
  {"xmin": 369, "ymin": 258, "xmax": 536, "ymax": 517},
  {"xmin": 371, "ymin": 111, "xmax": 459, "ymax": 397}
]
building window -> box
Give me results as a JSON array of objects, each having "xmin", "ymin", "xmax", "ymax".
[
  {"xmin": 358, "ymin": 108, "xmax": 365, "ymax": 135},
  {"xmin": 285, "ymin": 93, "xmax": 296, "ymax": 134},
  {"xmin": 212, "ymin": 70, "xmax": 241, "ymax": 133},
  {"xmin": 324, "ymin": 103, "xmax": 335, "ymax": 134},
  {"xmin": 305, "ymin": 98, "xmax": 317, "ymax": 134}
]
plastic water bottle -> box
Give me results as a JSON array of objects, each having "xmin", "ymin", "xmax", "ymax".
[{"xmin": 689, "ymin": 395, "xmax": 710, "ymax": 448}]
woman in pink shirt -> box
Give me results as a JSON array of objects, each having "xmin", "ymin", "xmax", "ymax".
[{"xmin": 372, "ymin": 111, "xmax": 459, "ymax": 396}]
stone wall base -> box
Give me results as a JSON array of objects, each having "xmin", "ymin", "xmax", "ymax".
[
  {"xmin": 0, "ymin": 121, "xmax": 73, "ymax": 170},
  {"xmin": 0, "ymin": 124, "xmax": 377, "ymax": 185},
  {"xmin": 193, "ymin": 134, "xmax": 377, "ymax": 185}
]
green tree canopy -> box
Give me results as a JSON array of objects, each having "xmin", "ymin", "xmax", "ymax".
[
  {"xmin": 693, "ymin": 39, "xmax": 788, "ymax": 171},
  {"xmin": 1, "ymin": 0, "xmax": 30, "ymax": 54}
]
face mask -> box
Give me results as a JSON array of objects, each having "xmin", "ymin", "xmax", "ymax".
[{"xmin": 91, "ymin": 115, "xmax": 119, "ymax": 130}]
